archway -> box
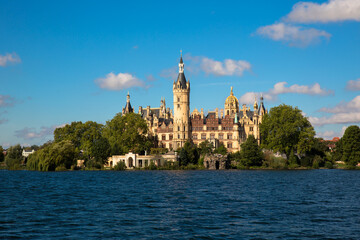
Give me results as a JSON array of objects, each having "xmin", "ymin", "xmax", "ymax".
[
  {"xmin": 128, "ymin": 157, "xmax": 134, "ymax": 168},
  {"xmin": 215, "ymin": 161, "xmax": 220, "ymax": 170}
]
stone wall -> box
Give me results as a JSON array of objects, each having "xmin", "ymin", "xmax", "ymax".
[{"xmin": 203, "ymin": 154, "xmax": 228, "ymax": 170}]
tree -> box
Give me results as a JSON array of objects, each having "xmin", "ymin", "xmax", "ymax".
[
  {"xmin": 0, "ymin": 146, "xmax": 4, "ymax": 162},
  {"xmin": 260, "ymin": 104, "xmax": 315, "ymax": 158},
  {"xmin": 214, "ymin": 142, "xmax": 228, "ymax": 155},
  {"xmin": 5, "ymin": 144, "xmax": 23, "ymax": 169},
  {"xmin": 240, "ymin": 135, "xmax": 263, "ymax": 167},
  {"xmin": 341, "ymin": 125, "xmax": 360, "ymax": 166},
  {"xmin": 54, "ymin": 121, "xmax": 111, "ymax": 166},
  {"xmin": 27, "ymin": 140, "xmax": 76, "ymax": 171},
  {"xmin": 178, "ymin": 141, "xmax": 199, "ymax": 166},
  {"xmin": 198, "ymin": 140, "xmax": 213, "ymax": 156},
  {"xmin": 103, "ymin": 113, "xmax": 153, "ymax": 155}
]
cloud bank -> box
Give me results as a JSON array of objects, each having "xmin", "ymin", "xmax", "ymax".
[
  {"xmin": 309, "ymin": 96, "xmax": 360, "ymax": 126},
  {"xmin": 285, "ymin": 0, "xmax": 360, "ymax": 23},
  {"xmin": 256, "ymin": 23, "xmax": 331, "ymax": 47},
  {"xmin": 256, "ymin": 0, "xmax": 360, "ymax": 47},
  {"xmin": 15, "ymin": 124, "xmax": 66, "ymax": 140},
  {"xmin": 346, "ymin": 78, "xmax": 360, "ymax": 91},
  {"xmin": 239, "ymin": 82, "xmax": 332, "ymax": 104}
]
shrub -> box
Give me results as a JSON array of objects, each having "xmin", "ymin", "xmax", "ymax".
[
  {"xmin": 55, "ymin": 166, "xmax": 68, "ymax": 171},
  {"xmin": 324, "ymin": 161, "xmax": 333, "ymax": 169},
  {"xmin": 114, "ymin": 161, "xmax": 126, "ymax": 171},
  {"xmin": 5, "ymin": 158, "xmax": 22, "ymax": 170}
]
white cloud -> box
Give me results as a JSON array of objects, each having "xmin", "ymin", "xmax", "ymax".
[
  {"xmin": 239, "ymin": 82, "xmax": 332, "ymax": 104},
  {"xmin": 309, "ymin": 112, "xmax": 360, "ymax": 126},
  {"xmin": 270, "ymin": 82, "xmax": 333, "ymax": 96},
  {"xmin": 346, "ymin": 78, "xmax": 360, "ymax": 91},
  {"xmin": 160, "ymin": 66, "xmax": 178, "ymax": 80},
  {"xmin": 319, "ymin": 95, "xmax": 360, "ymax": 113},
  {"xmin": 316, "ymin": 126, "xmax": 346, "ymax": 139},
  {"xmin": 201, "ymin": 57, "xmax": 251, "ymax": 76},
  {"xmin": 256, "ymin": 23, "xmax": 331, "ymax": 47},
  {"xmin": 0, "ymin": 53, "xmax": 21, "ymax": 67},
  {"xmin": 285, "ymin": 0, "xmax": 360, "ymax": 23},
  {"xmin": 15, "ymin": 124, "xmax": 66, "ymax": 140},
  {"xmin": 310, "ymin": 96, "xmax": 360, "ymax": 126},
  {"xmin": 95, "ymin": 72, "xmax": 146, "ymax": 91}
]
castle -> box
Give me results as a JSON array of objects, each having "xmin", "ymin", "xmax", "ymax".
[{"xmin": 122, "ymin": 54, "xmax": 267, "ymax": 153}]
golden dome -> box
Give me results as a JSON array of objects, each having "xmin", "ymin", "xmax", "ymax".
[{"xmin": 225, "ymin": 87, "xmax": 239, "ymax": 106}]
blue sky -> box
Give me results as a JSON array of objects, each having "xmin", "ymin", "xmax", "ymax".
[{"xmin": 1, "ymin": 0, "xmax": 359, "ymax": 147}]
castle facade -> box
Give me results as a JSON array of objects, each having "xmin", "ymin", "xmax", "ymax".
[{"xmin": 122, "ymin": 55, "xmax": 266, "ymax": 153}]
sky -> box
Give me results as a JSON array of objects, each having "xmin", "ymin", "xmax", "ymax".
[{"xmin": 0, "ymin": 0, "xmax": 359, "ymax": 147}]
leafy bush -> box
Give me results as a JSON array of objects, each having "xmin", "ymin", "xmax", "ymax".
[
  {"xmin": 113, "ymin": 161, "xmax": 126, "ymax": 171},
  {"xmin": 324, "ymin": 161, "xmax": 333, "ymax": 169},
  {"xmin": 5, "ymin": 158, "xmax": 22, "ymax": 170},
  {"xmin": 55, "ymin": 166, "xmax": 68, "ymax": 171}
]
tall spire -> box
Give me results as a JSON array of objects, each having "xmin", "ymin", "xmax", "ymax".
[
  {"xmin": 179, "ymin": 50, "xmax": 184, "ymax": 73},
  {"xmin": 180, "ymin": 49, "xmax": 183, "ymax": 63},
  {"xmin": 230, "ymin": 86, "xmax": 234, "ymax": 96}
]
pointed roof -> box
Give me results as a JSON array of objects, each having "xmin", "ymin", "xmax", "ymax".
[{"xmin": 175, "ymin": 53, "xmax": 187, "ymax": 89}]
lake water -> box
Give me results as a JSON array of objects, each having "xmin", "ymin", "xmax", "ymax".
[{"xmin": 1, "ymin": 170, "xmax": 360, "ymax": 239}]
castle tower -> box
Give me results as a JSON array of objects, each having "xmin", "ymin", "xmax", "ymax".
[
  {"xmin": 173, "ymin": 52, "xmax": 190, "ymax": 149},
  {"xmin": 122, "ymin": 92, "xmax": 134, "ymax": 115},
  {"xmin": 224, "ymin": 86, "xmax": 239, "ymax": 117}
]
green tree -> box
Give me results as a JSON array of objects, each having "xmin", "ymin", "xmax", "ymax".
[
  {"xmin": 214, "ymin": 142, "xmax": 228, "ymax": 155},
  {"xmin": 54, "ymin": 121, "xmax": 111, "ymax": 166},
  {"xmin": 198, "ymin": 140, "xmax": 213, "ymax": 156},
  {"xmin": 27, "ymin": 140, "xmax": 76, "ymax": 171},
  {"xmin": 5, "ymin": 144, "xmax": 23, "ymax": 169},
  {"xmin": 103, "ymin": 113, "xmax": 153, "ymax": 155},
  {"xmin": 341, "ymin": 125, "xmax": 360, "ymax": 166},
  {"xmin": 0, "ymin": 146, "xmax": 4, "ymax": 162},
  {"xmin": 178, "ymin": 141, "xmax": 199, "ymax": 166},
  {"xmin": 240, "ymin": 135, "xmax": 263, "ymax": 167},
  {"xmin": 260, "ymin": 104, "xmax": 315, "ymax": 158},
  {"xmin": 332, "ymin": 138, "xmax": 343, "ymax": 162}
]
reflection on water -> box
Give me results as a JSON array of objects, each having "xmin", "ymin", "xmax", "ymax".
[{"xmin": 1, "ymin": 170, "xmax": 360, "ymax": 239}]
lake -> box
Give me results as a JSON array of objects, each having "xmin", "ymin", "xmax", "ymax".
[{"xmin": 1, "ymin": 170, "xmax": 359, "ymax": 239}]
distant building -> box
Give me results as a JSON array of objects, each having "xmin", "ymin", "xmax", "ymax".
[
  {"xmin": 22, "ymin": 149, "xmax": 35, "ymax": 158},
  {"xmin": 107, "ymin": 151, "xmax": 177, "ymax": 169},
  {"xmin": 123, "ymin": 54, "xmax": 267, "ymax": 153}
]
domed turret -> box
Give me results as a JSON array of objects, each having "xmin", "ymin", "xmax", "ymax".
[{"xmin": 224, "ymin": 87, "xmax": 239, "ymax": 117}]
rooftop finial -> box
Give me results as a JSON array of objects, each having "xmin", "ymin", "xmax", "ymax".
[
  {"xmin": 179, "ymin": 50, "xmax": 184, "ymax": 64},
  {"xmin": 230, "ymin": 86, "xmax": 233, "ymax": 96}
]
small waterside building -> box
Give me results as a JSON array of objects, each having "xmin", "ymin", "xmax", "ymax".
[{"xmin": 106, "ymin": 151, "xmax": 177, "ymax": 169}]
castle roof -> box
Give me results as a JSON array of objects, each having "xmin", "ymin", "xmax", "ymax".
[{"xmin": 225, "ymin": 87, "xmax": 239, "ymax": 105}]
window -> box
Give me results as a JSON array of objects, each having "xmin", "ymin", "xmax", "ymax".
[
  {"xmin": 227, "ymin": 143, "xmax": 232, "ymax": 148},
  {"xmin": 250, "ymin": 127, "xmax": 254, "ymax": 131},
  {"xmin": 219, "ymin": 134, "xmax": 223, "ymax": 140},
  {"xmin": 193, "ymin": 134, "xmax": 198, "ymax": 139},
  {"xmin": 178, "ymin": 97, "xmax": 180, "ymax": 102},
  {"xmin": 177, "ymin": 104, "xmax": 180, "ymax": 109},
  {"xmin": 162, "ymin": 135, "xmax": 166, "ymax": 140},
  {"xmin": 169, "ymin": 143, "xmax": 172, "ymax": 149},
  {"xmin": 227, "ymin": 134, "xmax": 232, "ymax": 139},
  {"xmin": 210, "ymin": 134, "xmax": 215, "ymax": 140},
  {"xmin": 178, "ymin": 126, "xmax": 180, "ymax": 131},
  {"xmin": 178, "ymin": 134, "xmax": 180, "ymax": 139},
  {"xmin": 184, "ymin": 126, "xmax": 185, "ymax": 131},
  {"xmin": 201, "ymin": 134, "xmax": 206, "ymax": 140},
  {"xmin": 169, "ymin": 134, "xmax": 173, "ymax": 140}
]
